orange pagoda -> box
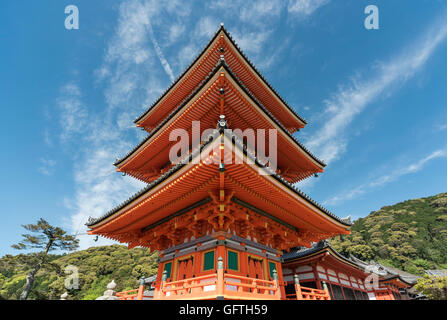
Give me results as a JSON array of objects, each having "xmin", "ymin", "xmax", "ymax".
[{"xmin": 86, "ymin": 24, "xmax": 351, "ymax": 300}]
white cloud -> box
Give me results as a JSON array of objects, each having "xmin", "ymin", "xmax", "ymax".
[
  {"xmin": 38, "ymin": 158, "xmax": 56, "ymax": 176},
  {"xmin": 195, "ymin": 16, "xmax": 220, "ymax": 39},
  {"xmin": 167, "ymin": 23, "xmax": 185, "ymax": 45},
  {"xmin": 43, "ymin": 128, "xmax": 53, "ymax": 147},
  {"xmin": 57, "ymin": 83, "xmax": 87, "ymax": 142},
  {"xmin": 240, "ymin": 0, "xmax": 283, "ymax": 25},
  {"xmin": 63, "ymin": 0, "xmax": 169, "ymax": 250},
  {"xmin": 306, "ymin": 14, "xmax": 447, "ymax": 164},
  {"xmin": 324, "ymin": 149, "xmax": 447, "ymax": 205},
  {"xmin": 232, "ymin": 30, "xmax": 272, "ymax": 55},
  {"xmin": 287, "ymin": 0, "xmax": 329, "ymax": 17},
  {"xmin": 437, "ymin": 123, "xmax": 447, "ymax": 131}
]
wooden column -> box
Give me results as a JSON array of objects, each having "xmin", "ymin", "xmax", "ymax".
[
  {"xmin": 275, "ymin": 256, "xmax": 286, "ymax": 299},
  {"xmin": 136, "ymin": 277, "xmax": 145, "ymax": 300},
  {"xmin": 217, "ymin": 256, "xmax": 224, "ymax": 298},
  {"xmin": 294, "ymin": 274, "xmax": 303, "ymax": 300}
]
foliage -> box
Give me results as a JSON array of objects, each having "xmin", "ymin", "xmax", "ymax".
[
  {"xmin": 414, "ymin": 275, "xmax": 447, "ymax": 300},
  {"xmin": 11, "ymin": 218, "xmax": 79, "ymax": 300},
  {"xmin": 0, "ymin": 245, "xmax": 159, "ymax": 300},
  {"xmin": 330, "ymin": 193, "xmax": 447, "ymax": 275},
  {"xmin": 12, "ymin": 218, "xmax": 79, "ymax": 252}
]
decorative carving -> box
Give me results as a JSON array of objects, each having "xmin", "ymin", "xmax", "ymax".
[{"xmin": 100, "ymin": 200, "xmax": 332, "ymax": 252}]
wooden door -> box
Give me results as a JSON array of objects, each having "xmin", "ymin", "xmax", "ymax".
[
  {"xmin": 177, "ymin": 257, "xmax": 194, "ymax": 280},
  {"xmin": 248, "ymin": 257, "xmax": 265, "ymax": 279}
]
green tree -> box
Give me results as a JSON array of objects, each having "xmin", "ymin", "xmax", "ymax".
[
  {"xmin": 11, "ymin": 218, "xmax": 79, "ymax": 300},
  {"xmin": 414, "ymin": 275, "xmax": 447, "ymax": 300},
  {"xmin": 348, "ymin": 244, "xmax": 374, "ymax": 261}
]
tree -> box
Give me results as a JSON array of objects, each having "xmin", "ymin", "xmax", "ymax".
[
  {"xmin": 348, "ymin": 244, "xmax": 374, "ymax": 261},
  {"xmin": 414, "ymin": 275, "xmax": 447, "ymax": 300},
  {"xmin": 12, "ymin": 218, "xmax": 79, "ymax": 300}
]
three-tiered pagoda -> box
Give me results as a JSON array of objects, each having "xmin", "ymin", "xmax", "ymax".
[{"xmin": 87, "ymin": 24, "xmax": 351, "ymax": 300}]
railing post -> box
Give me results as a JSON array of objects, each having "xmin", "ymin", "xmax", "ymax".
[
  {"xmin": 322, "ymin": 281, "xmax": 331, "ymax": 300},
  {"xmin": 217, "ymin": 257, "xmax": 224, "ymax": 298},
  {"xmin": 136, "ymin": 277, "xmax": 145, "ymax": 300},
  {"xmin": 272, "ymin": 269, "xmax": 281, "ymax": 299},
  {"xmin": 156, "ymin": 270, "xmax": 167, "ymax": 299},
  {"xmin": 294, "ymin": 274, "xmax": 303, "ymax": 300}
]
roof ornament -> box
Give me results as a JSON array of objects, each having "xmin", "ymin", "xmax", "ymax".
[
  {"xmin": 86, "ymin": 216, "xmax": 96, "ymax": 226},
  {"xmin": 341, "ymin": 215, "xmax": 352, "ymax": 224}
]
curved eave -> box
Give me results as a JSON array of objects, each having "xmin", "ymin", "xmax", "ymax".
[
  {"xmin": 115, "ymin": 60, "xmax": 326, "ymax": 170},
  {"xmin": 134, "ymin": 25, "xmax": 306, "ymax": 129},
  {"xmin": 283, "ymin": 245, "xmax": 361, "ymax": 273},
  {"xmin": 379, "ymin": 275, "xmax": 415, "ymax": 287},
  {"xmin": 88, "ymin": 131, "xmax": 348, "ymax": 231}
]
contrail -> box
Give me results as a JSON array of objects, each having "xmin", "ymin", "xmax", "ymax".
[{"xmin": 148, "ymin": 21, "xmax": 175, "ymax": 82}]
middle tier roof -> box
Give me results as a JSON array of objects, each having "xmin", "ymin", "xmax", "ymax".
[{"xmin": 115, "ymin": 61, "xmax": 325, "ymax": 184}]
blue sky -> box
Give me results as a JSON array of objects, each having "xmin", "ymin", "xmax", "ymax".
[{"xmin": 1, "ymin": 0, "xmax": 447, "ymax": 255}]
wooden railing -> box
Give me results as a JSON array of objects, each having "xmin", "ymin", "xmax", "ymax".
[
  {"xmin": 292, "ymin": 274, "xmax": 331, "ymax": 300},
  {"xmin": 153, "ymin": 257, "xmax": 282, "ymax": 300},
  {"xmin": 298, "ymin": 286, "xmax": 330, "ymax": 300},
  {"xmin": 116, "ymin": 265, "xmax": 330, "ymax": 300},
  {"xmin": 155, "ymin": 272, "xmax": 281, "ymax": 299},
  {"xmin": 116, "ymin": 286, "xmax": 153, "ymax": 300},
  {"xmin": 159, "ymin": 273, "xmax": 219, "ymax": 299}
]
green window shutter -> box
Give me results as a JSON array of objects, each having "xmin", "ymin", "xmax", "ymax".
[
  {"xmin": 203, "ymin": 251, "xmax": 215, "ymax": 271},
  {"xmin": 164, "ymin": 262, "xmax": 172, "ymax": 278},
  {"xmin": 228, "ymin": 251, "xmax": 238, "ymax": 270},
  {"xmin": 269, "ymin": 262, "xmax": 276, "ymax": 278}
]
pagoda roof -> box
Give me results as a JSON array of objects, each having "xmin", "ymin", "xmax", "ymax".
[
  {"xmin": 134, "ymin": 24, "xmax": 306, "ymax": 132},
  {"xmin": 87, "ymin": 129, "xmax": 349, "ymax": 236},
  {"xmin": 114, "ymin": 59, "xmax": 325, "ymax": 178}
]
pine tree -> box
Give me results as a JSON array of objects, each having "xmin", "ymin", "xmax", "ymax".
[{"xmin": 12, "ymin": 218, "xmax": 79, "ymax": 300}]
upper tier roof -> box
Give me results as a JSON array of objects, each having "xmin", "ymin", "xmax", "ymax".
[
  {"xmin": 114, "ymin": 60, "xmax": 325, "ymax": 183},
  {"xmin": 134, "ymin": 24, "xmax": 306, "ymax": 132}
]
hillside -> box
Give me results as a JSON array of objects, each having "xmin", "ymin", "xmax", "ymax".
[
  {"xmin": 330, "ymin": 192, "xmax": 447, "ymax": 275},
  {"xmin": 0, "ymin": 245, "xmax": 159, "ymax": 300},
  {"xmin": 1, "ymin": 193, "xmax": 446, "ymax": 299}
]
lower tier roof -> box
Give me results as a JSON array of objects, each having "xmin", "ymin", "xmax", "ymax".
[{"xmin": 87, "ymin": 129, "xmax": 350, "ymax": 243}]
